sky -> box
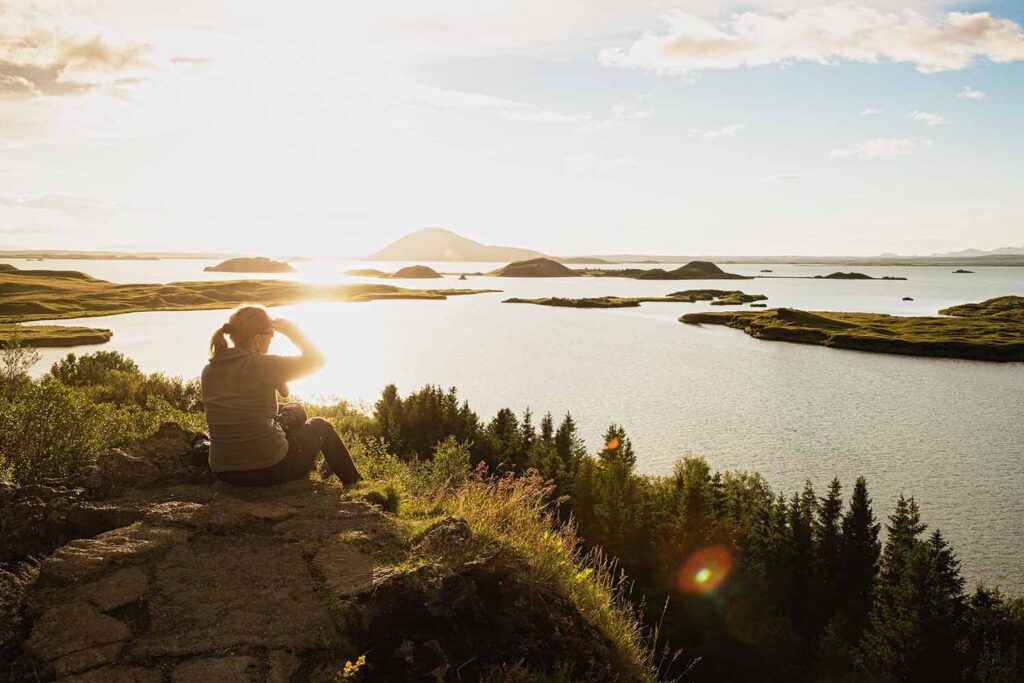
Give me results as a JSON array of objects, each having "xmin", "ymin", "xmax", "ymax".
[{"xmin": 1, "ymin": 0, "xmax": 1023, "ymax": 257}]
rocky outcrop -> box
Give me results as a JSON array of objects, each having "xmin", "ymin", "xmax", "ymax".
[{"xmin": 1, "ymin": 425, "xmax": 628, "ymax": 682}]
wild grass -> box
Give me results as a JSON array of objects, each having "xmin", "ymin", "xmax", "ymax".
[
  {"xmin": 343, "ymin": 434, "xmax": 662, "ymax": 681},
  {"xmin": 448, "ymin": 471, "xmax": 659, "ymax": 681}
]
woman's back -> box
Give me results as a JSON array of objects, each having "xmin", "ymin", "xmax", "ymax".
[{"xmin": 201, "ymin": 347, "xmax": 291, "ymax": 472}]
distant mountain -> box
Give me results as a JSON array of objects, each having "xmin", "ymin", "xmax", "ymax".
[
  {"xmin": 929, "ymin": 246, "xmax": 1024, "ymax": 257},
  {"xmin": 369, "ymin": 227, "xmax": 545, "ymax": 262}
]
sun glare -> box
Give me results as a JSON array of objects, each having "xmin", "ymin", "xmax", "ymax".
[{"xmin": 679, "ymin": 545, "xmax": 733, "ymax": 594}]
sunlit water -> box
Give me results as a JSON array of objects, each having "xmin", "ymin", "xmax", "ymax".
[{"xmin": 12, "ymin": 257, "xmax": 1024, "ymax": 593}]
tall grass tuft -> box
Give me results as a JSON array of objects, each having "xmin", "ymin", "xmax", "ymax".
[{"xmin": 449, "ymin": 468, "xmax": 662, "ymax": 682}]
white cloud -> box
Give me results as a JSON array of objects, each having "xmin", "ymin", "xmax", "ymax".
[
  {"xmin": 958, "ymin": 85, "xmax": 987, "ymax": 100},
  {"xmin": 610, "ymin": 102, "xmax": 654, "ymax": 121},
  {"xmin": 599, "ymin": 6, "xmax": 1024, "ymax": 75},
  {"xmin": 908, "ymin": 110, "xmax": 950, "ymax": 126},
  {"xmin": 0, "ymin": 193, "xmax": 118, "ymax": 219},
  {"xmin": 499, "ymin": 109, "xmax": 590, "ymax": 124},
  {"xmin": 564, "ymin": 153, "xmax": 639, "ymax": 175},
  {"xmin": 691, "ymin": 123, "xmax": 746, "ymax": 142},
  {"xmin": 861, "ymin": 108, "xmax": 881, "ymax": 116},
  {"xmin": 832, "ymin": 137, "xmax": 933, "ymax": 159},
  {"xmin": 763, "ymin": 173, "xmax": 805, "ymax": 182}
]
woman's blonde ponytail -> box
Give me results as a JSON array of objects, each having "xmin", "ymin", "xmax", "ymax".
[{"xmin": 209, "ymin": 323, "xmax": 230, "ymax": 359}]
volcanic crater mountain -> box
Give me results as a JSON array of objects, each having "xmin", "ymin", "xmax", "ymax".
[{"xmin": 369, "ymin": 227, "xmax": 545, "ymax": 263}]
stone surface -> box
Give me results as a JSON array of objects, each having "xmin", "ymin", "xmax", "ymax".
[
  {"xmin": 145, "ymin": 497, "xmax": 296, "ymax": 533},
  {"xmin": 39, "ymin": 525, "xmax": 189, "ymax": 586},
  {"xmin": 171, "ymin": 655, "xmax": 258, "ymax": 683},
  {"xmin": 64, "ymin": 665, "xmax": 161, "ymax": 683},
  {"xmin": 78, "ymin": 567, "xmax": 148, "ymax": 612},
  {"xmin": 25, "ymin": 600, "xmax": 131, "ymax": 662},
  {"xmin": 267, "ymin": 650, "xmax": 302, "ymax": 683},
  {"xmin": 312, "ymin": 542, "xmax": 375, "ymax": 598},
  {"xmin": 53, "ymin": 642, "xmax": 123, "ymax": 677},
  {"xmin": 5, "ymin": 423, "xmax": 627, "ymax": 683},
  {"xmin": 131, "ymin": 537, "xmax": 336, "ymax": 657}
]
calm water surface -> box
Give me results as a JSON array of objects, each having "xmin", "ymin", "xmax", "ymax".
[{"xmin": 15, "ymin": 258, "xmax": 1024, "ymax": 593}]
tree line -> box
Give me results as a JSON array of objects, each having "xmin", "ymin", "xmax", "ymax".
[{"xmin": 373, "ymin": 382, "xmax": 1024, "ymax": 682}]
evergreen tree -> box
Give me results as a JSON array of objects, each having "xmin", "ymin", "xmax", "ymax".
[
  {"xmin": 554, "ymin": 413, "xmax": 586, "ymax": 474},
  {"xmin": 815, "ymin": 478, "xmax": 844, "ymax": 634},
  {"xmin": 519, "ymin": 407, "xmax": 536, "ymax": 453},
  {"xmin": 598, "ymin": 424, "xmax": 635, "ymax": 467},
  {"xmin": 881, "ymin": 494, "xmax": 927, "ymax": 587},
  {"xmin": 539, "ymin": 412, "xmax": 554, "ymax": 445},
  {"xmin": 373, "ymin": 383, "xmax": 405, "ymax": 455},
  {"xmin": 837, "ymin": 477, "xmax": 881, "ymax": 638}
]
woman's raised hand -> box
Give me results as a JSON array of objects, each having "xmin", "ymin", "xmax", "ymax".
[{"xmin": 272, "ymin": 318, "xmax": 300, "ymax": 337}]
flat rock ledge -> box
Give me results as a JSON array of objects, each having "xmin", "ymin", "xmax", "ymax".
[{"xmin": 1, "ymin": 424, "xmax": 626, "ymax": 682}]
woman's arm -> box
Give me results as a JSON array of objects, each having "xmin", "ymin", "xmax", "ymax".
[{"xmin": 271, "ymin": 318, "xmax": 326, "ymax": 381}]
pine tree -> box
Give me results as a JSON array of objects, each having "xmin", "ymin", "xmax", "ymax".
[
  {"xmin": 817, "ymin": 478, "xmax": 844, "ymax": 622},
  {"xmin": 881, "ymin": 494, "xmax": 927, "ymax": 587},
  {"xmin": 539, "ymin": 412, "xmax": 554, "ymax": 445},
  {"xmin": 598, "ymin": 424, "xmax": 635, "ymax": 468},
  {"xmin": 519, "ymin": 407, "xmax": 535, "ymax": 453},
  {"xmin": 837, "ymin": 477, "xmax": 880, "ymax": 638}
]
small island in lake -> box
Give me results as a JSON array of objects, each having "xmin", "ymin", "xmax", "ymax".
[
  {"xmin": 204, "ymin": 257, "xmax": 296, "ymax": 273},
  {"xmin": 580, "ymin": 260, "xmax": 751, "ymax": 280},
  {"xmin": 344, "ymin": 265, "xmax": 443, "ymax": 279},
  {"xmin": 504, "ymin": 289, "xmax": 767, "ymax": 308},
  {"xmin": 953, "ymin": 269, "xmax": 975, "ymax": 274},
  {"xmin": 814, "ymin": 272, "xmax": 907, "ymax": 281},
  {"xmin": 491, "ymin": 258, "xmax": 580, "ymax": 277},
  {"xmin": 680, "ymin": 296, "xmax": 1024, "ymax": 362}
]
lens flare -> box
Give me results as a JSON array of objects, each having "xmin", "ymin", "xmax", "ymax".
[
  {"xmin": 678, "ymin": 545, "xmax": 733, "ymax": 594},
  {"xmin": 605, "ymin": 436, "xmax": 620, "ymax": 451}
]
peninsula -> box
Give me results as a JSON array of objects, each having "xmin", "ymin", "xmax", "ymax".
[
  {"xmin": 0, "ymin": 268, "xmax": 498, "ymax": 347},
  {"xmin": 204, "ymin": 257, "xmax": 296, "ymax": 273},
  {"xmin": 680, "ymin": 296, "xmax": 1024, "ymax": 362}
]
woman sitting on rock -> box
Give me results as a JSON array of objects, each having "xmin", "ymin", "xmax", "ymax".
[{"xmin": 199, "ymin": 305, "xmax": 362, "ymax": 487}]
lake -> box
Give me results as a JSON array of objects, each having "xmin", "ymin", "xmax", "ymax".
[{"xmin": 13, "ymin": 257, "xmax": 1024, "ymax": 593}]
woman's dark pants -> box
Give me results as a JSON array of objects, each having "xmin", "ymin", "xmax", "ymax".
[{"xmin": 216, "ymin": 417, "xmax": 362, "ymax": 487}]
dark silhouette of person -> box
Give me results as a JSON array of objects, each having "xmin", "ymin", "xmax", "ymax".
[{"xmin": 199, "ymin": 305, "xmax": 361, "ymax": 487}]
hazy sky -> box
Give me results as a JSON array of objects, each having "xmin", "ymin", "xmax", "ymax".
[{"xmin": 1, "ymin": 0, "xmax": 1023, "ymax": 256}]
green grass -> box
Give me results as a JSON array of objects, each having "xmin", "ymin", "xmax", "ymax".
[{"xmin": 680, "ymin": 297, "xmax": 1024, "ymax": 362}]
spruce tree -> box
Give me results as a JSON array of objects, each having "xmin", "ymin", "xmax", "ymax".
[
  {"xmin": 817, "ymin": 478, "xmax": 844, "ymax": 622},
  {"xmin": 838, "ymin": 477, "xmax": 881, "ymax": 638}
]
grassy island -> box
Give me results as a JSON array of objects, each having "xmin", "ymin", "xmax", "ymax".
[
  {"xmin": 814, "ymin": 272, "xmax": 907, "ymax": 281},
  {"xmin": 0, "ymin": 323, "xmax": 112, "ymax": 348},
  {"xmin": 491, "ymin": 257, "xmax": 580, "ymax": 277},
  {"xmin": 0, "ymin": 268, "xmax": 498, "ymax": 347},
  {"xmin": 579, "ymin": 260, "xmax": 750, "ymax": 280},
  {"xmin": 504, "ymin": 290, "xmax": 767, "ymax": 308},
  {"xmin": 680, "ymin": 296, "xmax": 1024, "ymax": 362},
  {"xmin": 344, "ymin": 265, "xmax": 443, "ymax": 279}
]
